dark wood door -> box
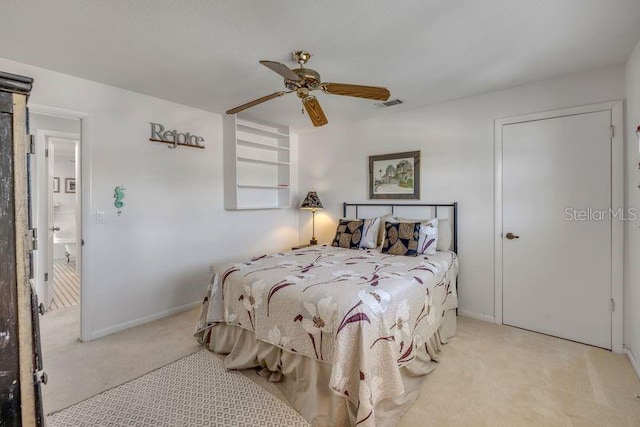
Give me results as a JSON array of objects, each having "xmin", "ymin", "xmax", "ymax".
[{"xmin": 0, "ymin": 71, "xmax": 44, "ymax": 426}]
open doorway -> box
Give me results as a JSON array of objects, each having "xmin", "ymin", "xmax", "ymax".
[
  {"xmin": 30, "ymin": 113, "xmax": 82, "ymax": 330},
  {"xmin": 49, "ymin": 137, "xmax": 80, "ymax": 309}
]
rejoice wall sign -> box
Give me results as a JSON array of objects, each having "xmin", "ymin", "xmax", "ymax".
[{"xmin": 149, "ymin": 122, "xmax": 205, "ymax": 149}]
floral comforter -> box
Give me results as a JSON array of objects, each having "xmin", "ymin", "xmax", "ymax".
[{"xmin": 196, "ymin": 245, "xmax": 458, "ymax": 425}]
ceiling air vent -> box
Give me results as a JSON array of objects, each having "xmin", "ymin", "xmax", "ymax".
[{"xmin": 376, "ymin": 99, "xmax": 403, "ymax": 108}]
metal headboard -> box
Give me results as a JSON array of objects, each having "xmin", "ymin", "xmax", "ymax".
[{"xmin": 342, "ymin": 202, "xmax": 458, "ymax": 253}]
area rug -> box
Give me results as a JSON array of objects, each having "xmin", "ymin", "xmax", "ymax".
[{"xmin": 47, "ymin": 349, "xmax": 310, "ymax": 426}]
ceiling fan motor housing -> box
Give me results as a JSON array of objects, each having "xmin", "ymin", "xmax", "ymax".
[{"xmin": 285, "ymin": 68, "xmax": 321, "ymax": 91}]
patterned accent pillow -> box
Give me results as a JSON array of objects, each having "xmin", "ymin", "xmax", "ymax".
[
  {"xmin": 331, "ymin": 219, "xmax": 364, "ymax": 249},
  {"xmin": 418, "ymin": 219, "xmax": 439, "ymax": 255},
  {"xmin": 393, "ymin": 217, "xmax": 439, "ymax": 255},
  {"xmin": 381, "ymin": 221, "xmax": 420, "ymax": 256}
]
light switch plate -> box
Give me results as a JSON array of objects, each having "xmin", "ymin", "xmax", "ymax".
[{"xmin": 96, "ymin": 211, "xmax": 105, "ymax": 224}]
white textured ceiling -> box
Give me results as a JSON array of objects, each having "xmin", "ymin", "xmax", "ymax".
[{"xmin": 1, "ymin": 0, "xmax": 639, "ymax": 132}]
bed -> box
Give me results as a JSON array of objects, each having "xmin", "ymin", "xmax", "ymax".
[{"xmin": 195, "ymin": 203, "xmax": 458, "ymax": 426}]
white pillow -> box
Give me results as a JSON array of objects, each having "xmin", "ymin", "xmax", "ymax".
[
  {"xmin": 376, "ymin": 214, "xmax": 393, "ymax": 247},
  {"xmin": 360, "ymin": 217, "xmax": 381, "ymax": 249},
  {"xmin": 436, "ymin": 218, "xmax": 452, "ymax": 251}
]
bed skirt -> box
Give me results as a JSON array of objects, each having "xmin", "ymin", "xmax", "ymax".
[{"xmin": 196, "ymin": 309, "xmax": 457, "ymax": 427}]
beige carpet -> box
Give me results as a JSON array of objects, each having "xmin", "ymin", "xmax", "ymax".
[
  {"xmin": 399, "ymin": 318, "xmax": 640, "ymax": 427},
  {"xmin": 42, "ymin": 308, "xmax": 640, "ymax": 426}
]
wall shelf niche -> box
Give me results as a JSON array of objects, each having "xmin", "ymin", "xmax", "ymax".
[
  {"xmin": 237, "ymin": 157, "xmax": 290, "ymax": 166},
  {"xmin": 237, "ymin": 139, "xmax": 290, "ymax": 151},
  {"xmin": 224, "ymin": 115, "xmax": 291, "ymax": 210}
]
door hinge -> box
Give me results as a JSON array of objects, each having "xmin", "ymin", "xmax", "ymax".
[
  {"xmin": 27, "ymin": 134, "xmax": 35, "ymax": 154},
  {"xmin": 45, "ymin": 148, "xmax": 49, "ymax": 158},
  {"xmin": 610, "ymin": 298, "xmax": 615, "ymax": 312},
  {"xmin": 610, "ymin": 125, "xmax": 614, "ymax": 139},
  {"xmin": 26, "ymin": 228, "xmax": 38, "ymax": 251},
  {"xmin": 44, "ymin": 272, "xmax": 48, "ymax": 282}
]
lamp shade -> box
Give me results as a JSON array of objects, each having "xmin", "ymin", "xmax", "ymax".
[{"xmin": 300, "ymin": 191, "xmax": 323, "ymax": 210}]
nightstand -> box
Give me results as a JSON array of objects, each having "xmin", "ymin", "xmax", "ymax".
[{"xmin": 292, "ymin": 243, "xmax": 314, "ymax": 250}]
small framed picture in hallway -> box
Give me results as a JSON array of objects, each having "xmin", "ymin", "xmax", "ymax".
[
  {"xmin": 369, "ymin": 151, "xmax": 420, "ymax": 199},
  {"xmin": 65, "ymin": 178, "xmax": 76, "ymax": 193}
]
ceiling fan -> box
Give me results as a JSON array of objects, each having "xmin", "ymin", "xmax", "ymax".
[{"xmin": 225, "ymin": 50, "xmax": 391, "ymax": 127}]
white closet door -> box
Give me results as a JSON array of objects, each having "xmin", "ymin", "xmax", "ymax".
[{"xmin": 502, "ymin": 111, "xmax": 611, "ymax": 349}]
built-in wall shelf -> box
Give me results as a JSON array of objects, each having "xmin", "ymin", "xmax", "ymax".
[
  {"xmin": 237, "ymin": 157, "xmax": 290, "ymax": 166},
  {"xmin": 237, "ymin": 139, "xmax": 290, "ymax": 151},
  {"xmin": 238, "ymin": 184, "xmax": 289, "ymax": 189},
  {"xmin": 224, "ymin": 115, "xmax": 291, "ymax": 210},
  {"xmin": 237, "ymin": 120, "xmax": 290, "ymax": 138}
]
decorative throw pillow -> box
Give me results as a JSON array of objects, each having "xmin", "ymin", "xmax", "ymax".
[
  {"xmin": 418, "ymin": 219, "xmax": 439, "ymax": 255},
  {"xmin": 331, "ymin": 219, "xmax": 365, "ymax": 249},
  {"xmin": 381, "ymin": 221, "xmax": 420, "ymax": 256},
  {"xmin": 393, "ymin": 216, "xmax": 439, "ymax": 255},
  {"xmin": 360, "ymin": 217, "xmax": 381, "ymax": 249}
]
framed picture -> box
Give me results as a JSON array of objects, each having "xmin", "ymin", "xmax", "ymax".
[
  {"xmin": 53, "ymin": 177, "xmax": 60, "ymax": 193},
  {"xmin": 65, "ymin": 178, "xmax": 76, "ymax": 193},
  {"xmin": 369, "ymin": 151, "xmax": 420, "ymax": 199}
]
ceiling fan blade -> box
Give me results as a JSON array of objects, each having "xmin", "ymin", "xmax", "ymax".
[
  {"xmin": 321, "ymin": 83, "xmax": 390, "ymax": 101},
  {"xmin": 303, "ymin": 96, "xmax": 328, "ymax": 127},
  {"xmin": 226, "ymin": 91, "xmax": 288, "ymax": 115},
  {"xmin": 260, "ymin": 60, "xmax": 301, "ymax": 82}
]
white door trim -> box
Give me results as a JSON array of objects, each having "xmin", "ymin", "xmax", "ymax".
[
  {"xmin": 494, "ymin": 100, "xmax": 623, "ymax": 353},
  {"xmin": 35, "ymin": 129, "xmax": 81, "ymax": 309},
  {"xmin": 30, "ymin": 105, "xmax": 91, "ymax": 341}
]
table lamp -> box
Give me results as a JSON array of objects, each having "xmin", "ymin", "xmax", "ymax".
[{"xmin": 300, "ymin": 190, "xmax": 323, "ymax": 245}]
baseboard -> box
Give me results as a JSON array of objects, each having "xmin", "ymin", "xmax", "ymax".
[
  {"xmin": 624, "ymin": 348, "xmax": 640, "ymax": 380},
  {"xmin": 85, "ymin": 300, "xmax": 201, "ymax": 341},
  {"xmin": 458, "ymin": 309, "xmax": 496, "ymax": 323}
]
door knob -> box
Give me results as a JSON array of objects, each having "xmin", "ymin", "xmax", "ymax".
[
  {"xmin": 52, "ymin": 226, "xmax": 60, "ymax": 232},
  {"xmin": 505, "ymin": 232, "xmax": 520, "ymax": 240}
]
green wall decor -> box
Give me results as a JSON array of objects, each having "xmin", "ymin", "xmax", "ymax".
[{"xmin": 114, "ymin": 186, "xmax": 125, "ymax": 215}]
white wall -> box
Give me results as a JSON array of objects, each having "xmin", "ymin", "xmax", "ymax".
[
  {"xmin": 0, "ymin": 58, "xmax": 299, "ymax": 340},
  {"xmin": 298, "ymin": 66, "xmax": 625, "ymax": 321},
  {"xmin": 52, "ymin": 155, "xmax": 76, "ymax": 217},
  {"xmin": 52, "ymin": 153, "xmax": 76, "ymax": 259},
  {"xmin": 30, "ymin": 113, "xmax": 80, "ymax": 134},
  {"xmin": 625, "ymin": 40, "xmax": 640, "ymax": 371}
]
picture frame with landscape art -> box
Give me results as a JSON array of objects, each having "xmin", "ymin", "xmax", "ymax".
[{"xmin": 369, "ymin": 151, "xmax": 420, "ymax": 199}]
